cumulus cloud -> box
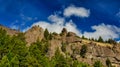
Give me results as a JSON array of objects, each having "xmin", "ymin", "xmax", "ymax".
[
  {"xmin": 64, "ymin": 5, "xmax": 90, "ymax": 18},
  {"xmin": 117, "ymin": 40, "xmax": 120, "ymax": 43},
  {"xmin": 31, "ymin": 14, "xmax": 81, "ymax": 36},
  {"xmin": 23, "ymin": 5, "xmax": 120, "ymax": 41},
  {"xmin": 23, "ymin": 5, "xmax": 90, "ymax": 35},
  {"xmin": 65, "ymin": 20, "xmax": 81, "ymax": 36},
  {"xmin": 48, "ymin": 14, "xmax": 65, "ymax": 25},
  {"xmin": 83, "ymin": 23, "xmax": 120, "ymax": 40}
]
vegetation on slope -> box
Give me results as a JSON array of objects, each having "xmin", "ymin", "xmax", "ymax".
[{"xmin": 0, "ymin": 28, "xmax": 118, "ymax": 67}]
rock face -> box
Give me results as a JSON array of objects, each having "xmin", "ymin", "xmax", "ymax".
[
  {"xmin": 25, "ymin": 26, "xmax": 44, "ymax": 46},
  {"xmin": 61, "ymin": 28, "xmax": 67, "ymax": 36},
  {"xmin": 67, "ymin": 32, "xmax": 76, "ymax": 37}
]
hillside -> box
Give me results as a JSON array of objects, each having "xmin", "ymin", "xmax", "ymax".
[
  {"xmin": 0, "ymin": 25, "xmax": 19, "ymax": 36},
  {"xmin": 0, "ymin": 25, "xmax": 120, "ymax": 67}
]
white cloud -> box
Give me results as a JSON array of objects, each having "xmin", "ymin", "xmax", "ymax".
[
  {"xmin": 65, "ymin": 20, "xmax": 81, "ymax": 36},
  {"xmin": 48, "ymin": 14, "xmax": 65, "ymax": 25},
  {"xmin": 64, "ymin": 5, "xmax": 90, "ymax": 18},
  {"xmin": 30, "ymin": 14, "xmax": 81, "ymax": 36},
  {"xmin": 23, "ymin": 5, "xmax": 89, "ymax": 35},
  {"xmin": 83, "ymin": 23, "xmax": 120, "ymax": 40},
  {"xmin": 117, "ymin": 40, "xmax": 120, "ymax": 43},
  {"xmin": 23, "ymin": 5, "xmax": 120, "ymax": 41}
]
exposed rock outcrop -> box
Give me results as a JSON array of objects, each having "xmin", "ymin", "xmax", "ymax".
[
  {"xmin": 25, "ymin": 25, "xmax": 44, "ymax": 46},
  {"xmin": 61, "ymin": 28, "xmax": 67, "ymax": 36}
]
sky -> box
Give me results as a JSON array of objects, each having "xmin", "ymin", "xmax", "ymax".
[{"xmin": 0, "ymin": 0, "xmax": 120, "ymax": 41}]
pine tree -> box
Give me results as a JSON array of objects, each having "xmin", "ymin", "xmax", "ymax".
[
  {"xmin": 98, "ymin": 36, "xmax": 104, "ymax": 42},
  {"xmin": 44, "ymin": 29, "xmax": 49, "ymax": 40},
  {"xmin": 80, "ymin": 45, "xmax": 87, "ymax": 58}
]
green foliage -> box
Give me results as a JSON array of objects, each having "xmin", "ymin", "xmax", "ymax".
[
  {"xmin": 80, "ymin": 45, "xmax": 87, "ymax": 58},
  {"xmin": 0, "ymin": 28, "xmax": 108, "ymax": 67},
  {"xmin": 32, "ymin": 40, "xmax": 49, "ymax": 55},
  {"xmin": 82, "ymin": 35, "xmax": 85, "ymax": 39},
  {"xmin": 52, "ymin": 32, "xmax": 58, "ymax": 35},
  {"xmin": 44, "ymin": 29, "xmax": 53, "ymax": 40},
  {"xmin": 49, "ymin": 33, "xmax": 53, "ymax": 40},
  {"xmin": 44, "ymin": 28, "xmax": 49, "ymax": 40},
  {"xmin": 98, "ymin": 36, "xmax": 104, "ymax": 42},
  {"xmin": 61, "ymin": 43, "xmax": 66, "ymax": 53},
  {"xmin": 52, "ymin": 48, "xmax": 70, "ymax": 67},
  {"xmin": 10, "ymin": 55, "xmax": 19, "ymax": 67},
  {"xmin": 106, "ymin": 58, "xmax": 112, "ymax": 67},
  {"xmin": 81, "ymin": 35, "xmax": 88, "ymax": 40},
  {"xmin": 29, "ymin": 40, "xmax": 51, "ymax": 67},
  {"xmin": 106, "ymin": 39, "xmax": 116, "ymax": 44},
  {"xmin": 72, "ymin": 60, "xmax": 90, "ymax": 67},
  {"xmin": 93, "ymin": 60, "xmax": 103, "ymax": 67},
  {"xmin": 0, "ymin": 56, "xmax": 10, "ymax": 67}
]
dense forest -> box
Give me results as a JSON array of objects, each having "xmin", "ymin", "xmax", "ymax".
[{"xmin": 0, "ymin": 28, "xmax": 115, "ymax": 67}]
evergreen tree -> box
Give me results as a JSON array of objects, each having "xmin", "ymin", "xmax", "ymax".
[
  {"xmin": 80, "ymin": 45, "xmax": 87, "ymax": 58},
  {"xmin": 82, "ymin": 35, "xmax": 85, "ymax": 39},
  {"xmin": 44, "ymin": 29, "xmax": 49, "ymax": 40},
  {"xmin": 98, "ymin": 36, "xmax": 104, "ymax": 42},
  {"xmin": 107, "ymin": 38, "xmax": 116, "ymax": 44}
]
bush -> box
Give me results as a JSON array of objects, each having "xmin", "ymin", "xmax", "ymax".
[
  {"xmin": 80, "ymin": 45, "xmax": 87, "ymax": 58},
  {"xmin": 72, "ymin": 60, "xmax": 90, "ymax": 67},
  {"xmin": 61, "ymin": 43, "xmax": 66, "ymax": 53},
  {"xmin": 106, "ymin": 58, "xmax": 112, "ymax": 67},
  {"xmin": 93, "ymin": 60, "xmax": 103, "ymax": 67}
]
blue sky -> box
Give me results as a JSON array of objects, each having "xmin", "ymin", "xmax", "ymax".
[{"xmin": 0, "ymin": 0, "xmax": 120, "ymax": 41}]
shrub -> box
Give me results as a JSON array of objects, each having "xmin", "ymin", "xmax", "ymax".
[
  {"xmin": 80, "ymin": 45, "xmax": 87, "ymax": 58},
  {"xmin": 106, "ymin": 58, "xmax": 112, "ymax": 67},
  {"xmin": 93, "ymin": 60, "xmax": 103, "ymax": 67},
  {"xmin": 61, "ymin": 43, "xmax": 66, "ymax": 53}
]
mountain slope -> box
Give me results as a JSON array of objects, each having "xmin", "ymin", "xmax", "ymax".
[
  {"xmin": 0, "ymin": 25, "xmax": 120, "ymax": 67},
  {"xmin": 0, "ymin": 24, "xmax": 19, "ymax": 36}
]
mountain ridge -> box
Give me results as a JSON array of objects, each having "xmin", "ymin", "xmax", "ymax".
[{"xmin": 0, "ymin": 24, "xmax": 120, "ymax": 67}]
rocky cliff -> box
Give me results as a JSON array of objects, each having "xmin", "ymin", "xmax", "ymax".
[{"xmin": 1, "ymin": 25, "xmax": 120, "ymax": 67}]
